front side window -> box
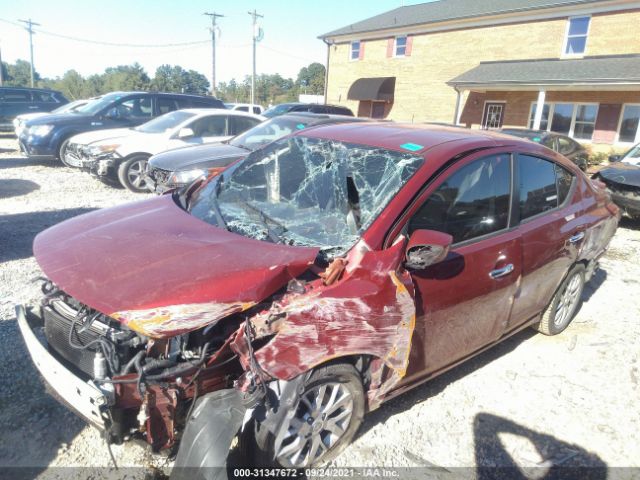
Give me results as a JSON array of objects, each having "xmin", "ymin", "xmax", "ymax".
[
  {"xmin": 157, "ymin": 98, "xmax": 179, "ymax": 114},
  {"xmin": 230, "ymin": 116, "xmax": 261, "ymax": 136},
  {"xmin": 114, "ymin": 96, "xmax": 153, "ymax": 120},
  {"xmin": 408, "ymin": 154, "xmax": 511, "ymax": 244},
  {"xmin": 395, "ymin": 36, "xmax": 407, "ymax": 56},
  {"xmin": 564, "ymin": 16, "xmax": 590, "ymax": 55},
  {"xmin": 518, "ymin": 155, "xmax": 560, "ymax": 220},
  {"xmin": 190, "ymin": 136, "xmax": 424, "ymax": 258},
  {"xmin": 350, "ymin": 41, "xmax": 360, "ymax": 60},
  {"xmin": 618, "ymin": 105, "xmax": 640, "ymax": 143}
]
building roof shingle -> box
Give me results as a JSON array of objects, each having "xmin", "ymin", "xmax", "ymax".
[
  {"xmin": 447, "ymin": 55, "xmax": 640, "ymax": 87},
  {"xmin": 320, "ymin": 0, "xmax": 603, "ymax": 38}
]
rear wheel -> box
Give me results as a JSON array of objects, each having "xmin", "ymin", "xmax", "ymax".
[
  {"xmin": 242, "ymin": 363, "xmax": 365, "ymax": 468},
  {"xmin": 534, "ymin": 264, "xmax": 585, "ymax": 335},
  {"xmin": 117, "ymin": 154, "xmax": 150, "ymax": 193}
]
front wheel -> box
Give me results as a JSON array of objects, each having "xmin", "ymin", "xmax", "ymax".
[
  {"xmin": 58, "ymin": 139, "xmax": 76, "ymax": 167},
  {"xmin": 242, "ymin": 363, "xmax": 365, "ymax": 468},
  {"xmin": 534, "ymin": 264, "xmax": 586, "ymax": 335},
  {"xmin": 117, "ymin": 154, "xmax": 150, "ymax": 193}
]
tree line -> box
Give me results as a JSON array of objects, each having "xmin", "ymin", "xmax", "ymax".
[{"xmin": 1, "ymin": 60, "xmax": 326, "ymax": 106}]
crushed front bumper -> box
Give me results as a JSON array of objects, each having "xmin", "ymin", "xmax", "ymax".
[{"xmin": 16, "ymin": 305, "xmax": 110, "ymax": 430}]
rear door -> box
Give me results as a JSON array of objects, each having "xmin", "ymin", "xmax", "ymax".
[
  {"xmin": 507, "ymin": 154, "xmax": 581, "ymax": 329},
  {"xmin": 0, "ymin": 88, "xmax": 34, "ymax": 127},
  {"xmin": 398, "ymin": 151, "xmax": 522, "ymax": 381},
  {"xmin": 32, "ymin": 90, "xmax": 60, "ymax": 113}
]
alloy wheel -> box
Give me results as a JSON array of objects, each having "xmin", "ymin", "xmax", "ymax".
[
  {"xmin": 554, "ymin": 273, "xmax": 582, "ymax": 327},
  {"xmin": 275, "ymin": 382, "xmax": 353, "ymax": 468},
  {"xmin": 126, "ymin": 159, "xmax": 148, "ymax": 190}
]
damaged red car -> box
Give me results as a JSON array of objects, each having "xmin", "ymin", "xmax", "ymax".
[{"xmin": 17, "ymin": 123, "xmax": 619, "ymax": 473}]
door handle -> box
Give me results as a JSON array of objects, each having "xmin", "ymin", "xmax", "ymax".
[
  {"xmin": 569, "ymin": 231, "xmax": 585, "ymax": 244},
  {"xmin": 28, "ymin": 106, "xmax": 39, "ymax": 109},
  {"xmin": 489, "ymin": 263, "xmax": 514, "ymax": 279}
]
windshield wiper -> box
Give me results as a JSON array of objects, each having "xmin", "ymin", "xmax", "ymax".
[
  {"xmin": 210, "ymin": 174, "xmax": 228, "ymax": 230},
  {"xmin": 238, "ymin": 200, "xmax": 286, "ymax": 244}
]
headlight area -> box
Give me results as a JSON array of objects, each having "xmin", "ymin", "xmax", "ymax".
[
  {"xmin": 169, "ymin": 167, "xmax": 225, "ymax": 187},
  {"xmin": 22, "ymin": 280, "xmax": 243, "ymax": 451},
  {"xmin": 28, "ymin": 124, "xmax": 54, "ymax": 137}
]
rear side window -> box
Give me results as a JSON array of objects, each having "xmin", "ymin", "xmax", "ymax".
[
  {"xmin": 230, "ymin": 116, "xmax": 261, "ymax": 135},
  {"xmin": 409, "ymin": 154, "xmax": 512, "ymax": 244},
  {"xmin": 236, "ymin": 106, "xmax": 249, "ymax": 112},
  {"xmin": 190, "ymin": 115, "xmax": 227, "ymax": 137},
  {"xmin": 517, "ymin": 155, "xmax": 560, "ymax": 220},
  {"xmin": 158, "ymin": 97, "xmax": 179, "ymax": 114},
  {"xmin": 253, "ymin": 107, "xmax": 262, "ymax": 114},
  {"xmin": 2, "ymin": 89, "xmax": 31, "ymax": 102}
]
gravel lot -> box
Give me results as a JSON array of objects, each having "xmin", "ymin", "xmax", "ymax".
[{"xmin": 1, "ymin": 134, "xmax": 639, "ymax": 478}]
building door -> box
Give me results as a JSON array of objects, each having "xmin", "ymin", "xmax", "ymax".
[{"xmin": 482, "ymin": 102, "xmax": 505, "ymax": 129}]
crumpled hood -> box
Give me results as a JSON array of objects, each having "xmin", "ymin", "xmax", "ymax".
[
  {"xmin": 34, "ymin": 195, "xmax": 319, "ymax": 338},
  {"xmin": 598, "ymin": 162, "xmax": 640, "ymax": 188},
  {"xmin": 70, "ymin": 128, "xmax": 133, "ymax": 146},
  {"xmin": 149, "ymin": 143, "xmax": 249, "ymax": 172}
]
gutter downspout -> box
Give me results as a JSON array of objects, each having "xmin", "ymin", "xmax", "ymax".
[
  {"xmin": 453, "ymin": 86, "xmax": 462, "ymax": 125},
  {"xmin": 322, "ymin": 38, "xmax": 332, "ymax": 105}
]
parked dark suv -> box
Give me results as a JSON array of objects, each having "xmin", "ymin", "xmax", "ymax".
[
  {"xmin": 18, "ymin": 91, "xmax": 224, "ymax": 161},
  {"xmin": 0, "ymin": 87, "xmax": 68, "ymax": 132},
  {"xmin": 263, "ymin": 102, "xmax": 354, "ymax": 118}
]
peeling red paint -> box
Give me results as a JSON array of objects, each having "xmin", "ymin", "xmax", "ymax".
[{"xmin": 249, "ymin": 239, "xmax": 416, "ymax": 407}]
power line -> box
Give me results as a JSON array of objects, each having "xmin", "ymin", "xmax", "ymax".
[{"xmin": 0, "ymin": 17, "xmax": 209, "ymax": 48}]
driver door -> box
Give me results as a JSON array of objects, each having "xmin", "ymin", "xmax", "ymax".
[{"xmin": 399, "ymin": 152, "xmax": 522, "ymax": 384}]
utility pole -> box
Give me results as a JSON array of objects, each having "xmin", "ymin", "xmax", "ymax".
[
  {"xmin": 19, "ymin": 18, "xmax": 40, "ymax": 87},
  {"xmin": 248, "ymin": 9, "xmax": 263, "ymax": 107},
  {"xmin": 204, "ymin": 12, "xmax": 224, "ymax": 97}
]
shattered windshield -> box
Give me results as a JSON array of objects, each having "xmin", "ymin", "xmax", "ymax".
[{"xmin": 189, "ymin": 135, "xmax": 424, "ymax": 258}]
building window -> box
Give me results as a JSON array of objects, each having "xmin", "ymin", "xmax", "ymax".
[
  {"xmin": 350, "ymin": 41, "xmax": 360, "ymax": 61},
  {"xmin": 618, "ymin": 105, "xmax": 640, "ymax": 143},
  {"xmin": 394, "ymin": 36, "xmax": 407, "ymax": 57},
  {"xmin": 564, "ymin": 16, "xmax": 590, "ymax": 55},
  {"xmin": 529, "ymin": 102, "xmax": 598, "ymax": 140}
]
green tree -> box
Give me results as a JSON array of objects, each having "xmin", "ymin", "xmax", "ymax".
[
  {"xmin": 296, "ymin": 62, "xmax": 325, "ymax": 95},
  {"xmin": 152, "ymin": 65, "xmax": 210, "ymax": 95},
  {"xmin": 102, "ymin": 63, "xmax": 150, "ymax": 92},
  {"xmin": 2, "ymin": 59, "xmax": 40, "ymax": 87}
]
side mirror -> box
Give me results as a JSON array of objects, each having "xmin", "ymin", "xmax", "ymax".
[
  {"xmin": 608, "ymin": 154, "xmax": 621, "ymax": 162},
  {"xmin": 405, "ymin": 229, "xmax": 453, "ymax": 270},
  {"xmin": 177, "ymin": 127, "xmax": 195, "ymax": 139}
]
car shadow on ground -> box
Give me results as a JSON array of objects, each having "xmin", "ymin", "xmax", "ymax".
[
  {"xmin": 0, "ymin": 319, "xmax": 86, "ymax": 472},
  {"xmin": 474, "ymin": 413, "xmax": 607, "ymax": 479},
  {"xmin": 0, "ymin": 179, "xmax": 40, "ymax": 199},
  {"xmin": 0, "ymin": 156, "xmax": 56, "ymax": 170},
  {"xmin": 0, "ymin": 208, "xmax": 96, "ymax": 263},
  {"xmin": 619, "ymin": 216, "xmax": 640, "ymax": 231}
]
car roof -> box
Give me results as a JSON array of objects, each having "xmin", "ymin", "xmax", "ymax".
[
  {"xmin": 296, "ymin": 122, "xmax": 531, "ymax": 155},
  {"xmin": 178, "ymin": 108, "xmax": 262, "ymax": 117},
  {"xmin": 0, "ymin": 86, "xmax": 64, "ymax": 94},
  {"xmin": 277, "ymin": 112, "xmax": 366, "ymax": 122},
  {"xmin": 500, "ymin": 128, "xmax": 555, "ymax": 139}
]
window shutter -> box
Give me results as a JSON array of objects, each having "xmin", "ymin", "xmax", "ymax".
[
  {"xmin": 386, "ymin": 38, "xmax": 394, "ymax": 58},
  {"xmin": 405, "ymin": 36, "xmax": 413, "ymax": 56},
  {"xmin": 359, "ymin": 41, "xmax": 365, "ymax": 60}
]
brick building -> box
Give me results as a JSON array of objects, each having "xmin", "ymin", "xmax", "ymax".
[{"xmin": 319, "ymin": 0, "xmax": 640, "ymax": 150}]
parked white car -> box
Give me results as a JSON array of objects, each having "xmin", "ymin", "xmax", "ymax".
[
  {"xmin": 64, "ymin": 109, "xmax": 264, "ymax": 192},
  {"xmin": 13, "ymin": 98, "xmax": 96, "ymax": 137},
  {"xmin": 224, "ymin": 102, "xmax": 265, "ymax": 115}
]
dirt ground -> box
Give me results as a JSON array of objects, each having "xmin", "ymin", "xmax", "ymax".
[{"xmin": 1, "ymin": 134, "xmax": 639, "ymax": 478}]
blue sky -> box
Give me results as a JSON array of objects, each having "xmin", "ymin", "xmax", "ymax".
[{"xmin": 0, "ymin": 0, "xmax": 422, "ymax": 84}]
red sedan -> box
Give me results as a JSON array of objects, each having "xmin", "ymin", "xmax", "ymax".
[{"xmin": 17, "ymin": 123, "xmax": 619, "ymax": 471}]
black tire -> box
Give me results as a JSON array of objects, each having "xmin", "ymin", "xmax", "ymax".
[
  {"xmin": 534, "ymin": 264, "xmax": 586, "ymax": 336},
  {"xmin": 58, "ymin": 138, "xmax": 76, "ymax": 167},
  {"xmin": 240, "ymin": 363, "xmax": 365, "ymax": 468},
  {"xmin": 117, "ymin": 154, "xmax": 150, "ymax": 193}
]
